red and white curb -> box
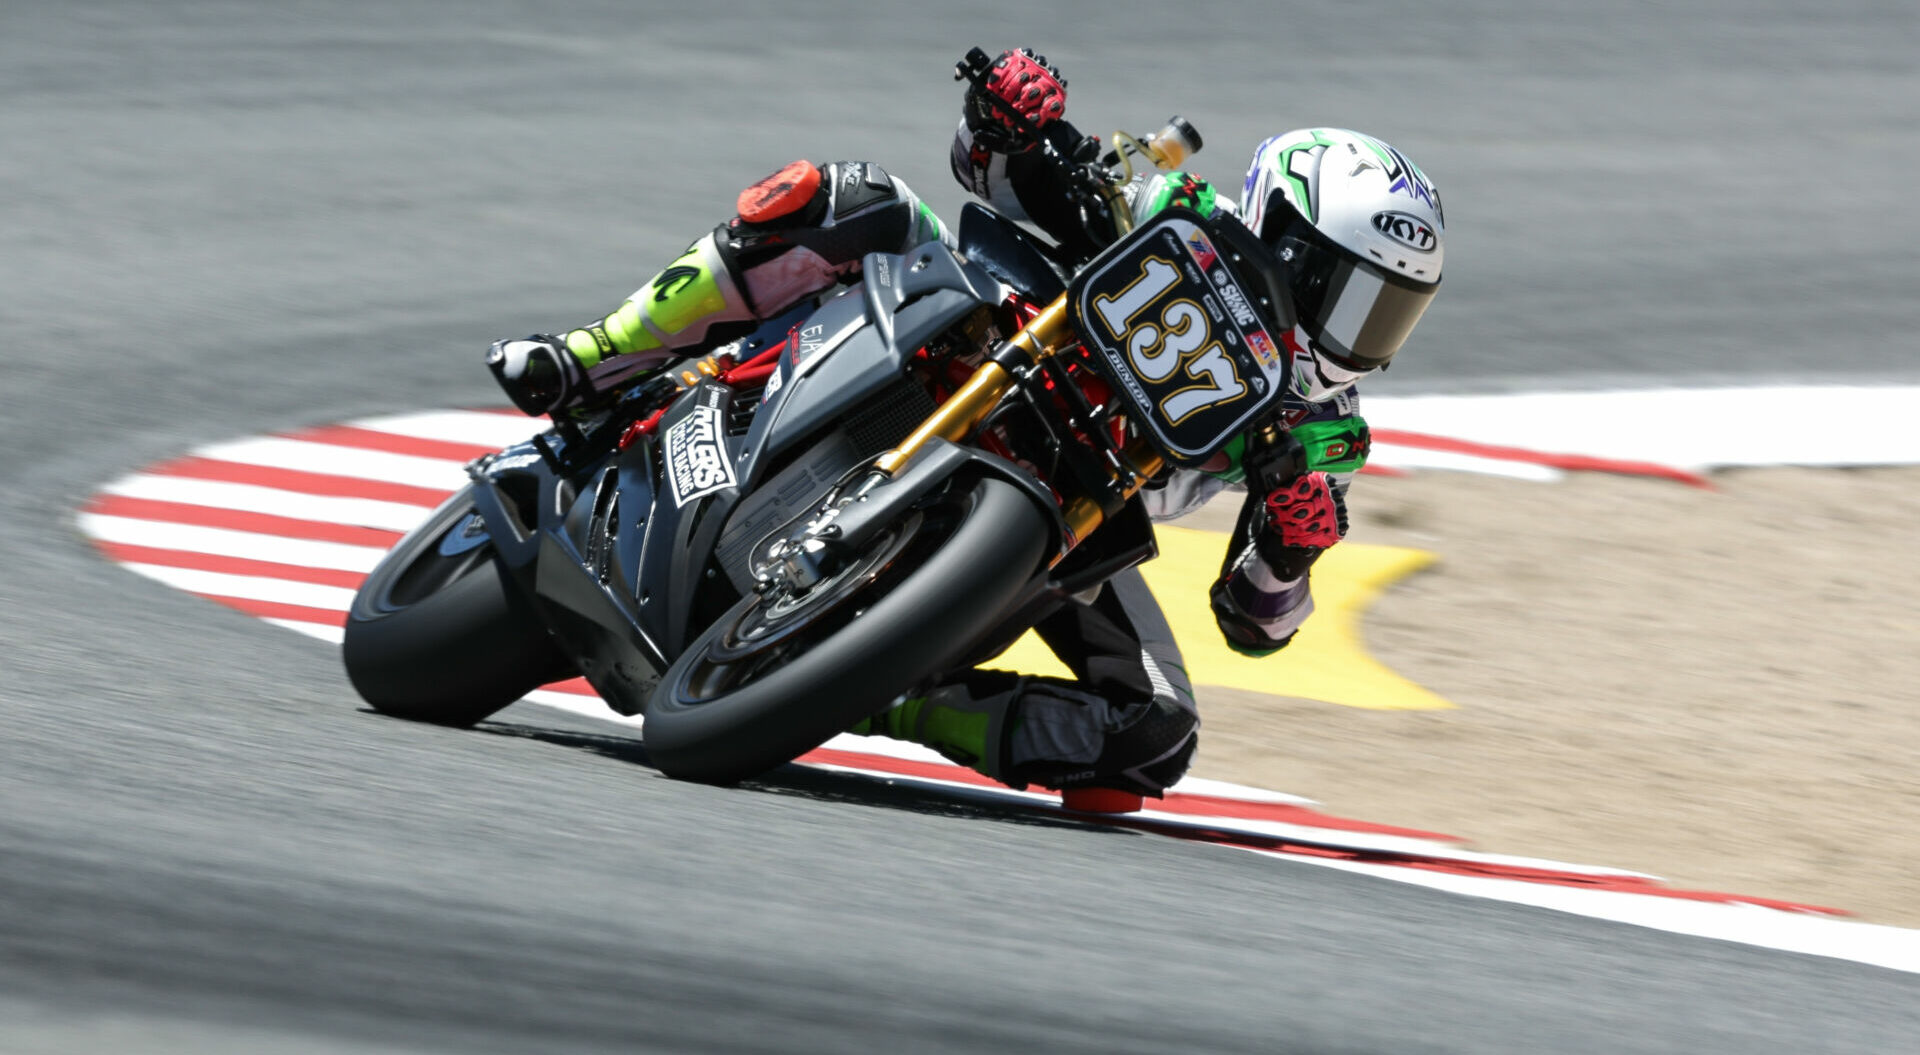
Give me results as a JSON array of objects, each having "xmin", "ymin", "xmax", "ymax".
[{"xmin": 76, "ymin": 390, "xmax": 1920, "ymax": 974}]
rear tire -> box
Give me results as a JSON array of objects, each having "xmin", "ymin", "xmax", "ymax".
[
  {"xmin": 644, "ymin": 477, "xmax": 1048, "ymax": 784},
  {"xmin": 343, "ymin": 488, "xmax": 567, "ymax": 726}
]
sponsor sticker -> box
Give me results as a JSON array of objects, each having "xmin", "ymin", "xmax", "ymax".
[
  {"xmin": 794, "ymin": 323, "xmax": 827, "ymax": 364},
  {"xmin": 1211, "ymin": 266, "xmax": 1261, "ymax": 330},
  {"xmin": 1245, "ymin": 330, "xmax": 1281, "ymax": 372},
  {"xmin": 663, "ymin": 390, "xmax": 737, "ymax": 507},
  {"xmin": 1371, "ymin": 210, "xmax": 1437, "ymax": 253},
  {"xmin": 1184, "ymin": 228, "xmax": 1217, "ymax": 270}
]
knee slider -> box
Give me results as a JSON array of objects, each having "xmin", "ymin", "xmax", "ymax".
[{"xmin": 1098, "ymin": 698, "xmax": 1199, "ymax": 795}]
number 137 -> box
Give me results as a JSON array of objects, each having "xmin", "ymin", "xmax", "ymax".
[{"xmin": 1091, "ymin": 256, "xmax": 1246, "ymax": 426}]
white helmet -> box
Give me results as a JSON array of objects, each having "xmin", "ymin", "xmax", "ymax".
[{"xmin": 1240, "ymin": 128, "xmax": 1444, "ymax": 402}]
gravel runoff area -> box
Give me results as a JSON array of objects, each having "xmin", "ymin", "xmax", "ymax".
[{"xmin": 1181, "ymin": 465, "xmax": 1920, "ymax": 928}]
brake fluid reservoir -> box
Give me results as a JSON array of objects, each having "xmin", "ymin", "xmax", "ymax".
[{"xmin": 1145, "ymin": 116, "xmax": 1203, "ymax": 169}]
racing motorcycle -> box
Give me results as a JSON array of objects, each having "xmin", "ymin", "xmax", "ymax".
[{"xmin": 342, "ymin": 50, "xmax": 1299, "ymax": 784}]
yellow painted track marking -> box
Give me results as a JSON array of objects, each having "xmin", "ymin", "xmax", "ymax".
[{"xmin": 986, "ymin": 525, "xmax": 1452, "ymax": 710}]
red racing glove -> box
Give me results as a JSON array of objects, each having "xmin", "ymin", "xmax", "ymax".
[
  {"xmin": 1207, "ymin": 469, "xmax": 1349, "ymax": 656},
  {"xmin": 1263, "ymin": 472, "xmax": 1346, "ymax": 553},
  {"xmin": 1252, "ymin": 470, "xmax": 1348, "ymax": 584},
  {"xmin": 964, "ymin": 47, "xmax": 1067, "ymax": 153}
]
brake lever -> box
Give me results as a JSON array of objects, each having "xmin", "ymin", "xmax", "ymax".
[
  {"xmin": 953, "ymin": 46, "xmax": 994, "ymax": 84},
  {"xmin": 1246, "ymin": 423, "xmax": 1310, "ymax": 490}
]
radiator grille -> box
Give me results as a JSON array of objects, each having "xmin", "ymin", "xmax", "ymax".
[{"xmin": 843, "ymin": 380, "xmax": 937, "ymax": 458}]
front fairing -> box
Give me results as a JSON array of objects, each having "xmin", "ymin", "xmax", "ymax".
[{"xmin": 741, "ymin": 241, "xmax": 1004, "ymax": 487}]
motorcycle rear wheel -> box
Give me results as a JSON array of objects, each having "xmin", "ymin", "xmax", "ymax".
[
  {"xmin": 644, "ymin": 477, "xmax": 1047, "ymax": 784},
  {"xmin": 342, "ymin": 486, "xmax": 568, "ymax": 726}
]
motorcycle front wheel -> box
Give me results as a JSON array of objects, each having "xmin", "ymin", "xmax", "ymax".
[
  {"xmin": 644, "ymin": 476, "xmax": 1048, "ymax": 784},
  {"xmin": 342, "ymin": 486, "xmax": 568, "ymax": 726}
]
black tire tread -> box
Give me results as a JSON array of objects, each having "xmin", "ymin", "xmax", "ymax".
[
  {"xmin": 644, "ymin": 478, "xmax": 1047, "ymax": 783},
  {"xmin": 342, "ymin": 491, "xmax": 565, "ymax": 727}
]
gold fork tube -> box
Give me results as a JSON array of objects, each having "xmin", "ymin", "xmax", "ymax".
[
  {"xmin": 873, "ymin": 293, "xmax": 1165, "ymax": 551},
  {"xmin": 1061, "ymin": 436, "xmax": 1164, "ymax": 544},
  {"xmin": 1004, "ymin": 295, "xmax": 1075, "ymax": 358},
  {"xmin": 1061, "ymin": 495, "xmax": 1103, "ymax": 544},
  {"xmin": 873, "ymin": 295, "xmax": 1075, "ymax": 476}
]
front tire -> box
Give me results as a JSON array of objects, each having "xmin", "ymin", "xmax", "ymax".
[
  {"xmin": 343, "ymin": 487, "xmax": 567, "ymax": 726},
  {"xmin": 644, "ymin": 477, "xmax": 1048, "ymax": 783}
]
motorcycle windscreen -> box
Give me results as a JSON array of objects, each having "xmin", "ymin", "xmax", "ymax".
[{"xmin": 1065, "ymin": 208, "xmax": 1289, "ymax": 465}]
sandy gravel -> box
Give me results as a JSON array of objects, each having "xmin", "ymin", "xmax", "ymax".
[{"xmin": 1181, "ymin": 466, "xmax": 1920, "ymax": 927}]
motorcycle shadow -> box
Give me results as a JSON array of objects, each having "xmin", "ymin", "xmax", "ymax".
[{"xmin": 473, "ymin": 719, "xmax": 1130, "ymax": 835}]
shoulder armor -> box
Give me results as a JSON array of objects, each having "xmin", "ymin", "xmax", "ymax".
[{"xmin": 829, "ymin": 161, "xmax": 900, "ymax": 218}]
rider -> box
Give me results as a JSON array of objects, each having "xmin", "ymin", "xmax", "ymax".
[{"xmin": 489, "ymin": 48, "xmax": 1446, "ymax": 798}]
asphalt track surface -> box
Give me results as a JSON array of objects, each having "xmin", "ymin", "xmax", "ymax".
[{"xmin": 5, "ymin": 2, "xmax": 1918, "ymax": 1051}]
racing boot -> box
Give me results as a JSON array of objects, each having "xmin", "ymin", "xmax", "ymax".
[
  {"xmin": 488, "ymin": 334, "xmax": 600, "ymax": 416},
  {"xmin": 850, "ymin": 671, "xmax": 1199, "ymax": 797}
]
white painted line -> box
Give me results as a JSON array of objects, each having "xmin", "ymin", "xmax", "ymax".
[
  {"xmin": 1170, "ymin": 776, "xmax": 1320, "ymax": 808},
  {"xmin": 1131, "ymin": 808, "xmax": 1655, "ymax": 876},
  {"xmin": 100, "ymin": 474, "xmax": 434, "ymax": 531},
  {"xmin": 1264, "ymin": 849, "xmax": 1920, "ymax": 974},
  {"xmin": 347, "ymin": 410, "xmax": 547, "ymax": 448},
  {"xmin": 263, "ymin": 618, "xmax": 345, "ymax": 643},
  {"xmin": 189, "ymin": 437, "xmax": 470, "ymax": 490},
  {"xmin": 515, "ymin": 689, "xmax": 645, "ymax": 729},
  {"xmin": 1367, "ymin": 385, "xmax": 1920, "ymax": 471},
  {"xmin": 78, "ymin": 514, "xmax": 390, "ymax": 573},
  {"xmin": 803, "ymin": 761, "xmax": 1063, "ymax": 808},
  {"xmin": 817, "ymin": 730, "xmax": 980, "ymax": 766},
  {"xmin": 1122, "ymin": 808, "xmax": 1467, "ymax": 858},
  {"xmin": 119, "ymin": 563, "xmax": 357, "ymax": 611}
]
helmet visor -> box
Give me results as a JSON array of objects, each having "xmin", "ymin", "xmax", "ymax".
[{"xmin": 1261, "ymin": 192, "xmax": 1437, "ymax": 370}]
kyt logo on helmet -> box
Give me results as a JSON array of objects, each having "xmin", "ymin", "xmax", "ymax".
[{"xmin": 1370, "ymin": 211, "xmax": 1437, "ymax": 253}]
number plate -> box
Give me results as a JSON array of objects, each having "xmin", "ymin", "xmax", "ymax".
[{"xmin": 1067, "ymin": 208, "xmax": 1288, "ymax": 465}]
